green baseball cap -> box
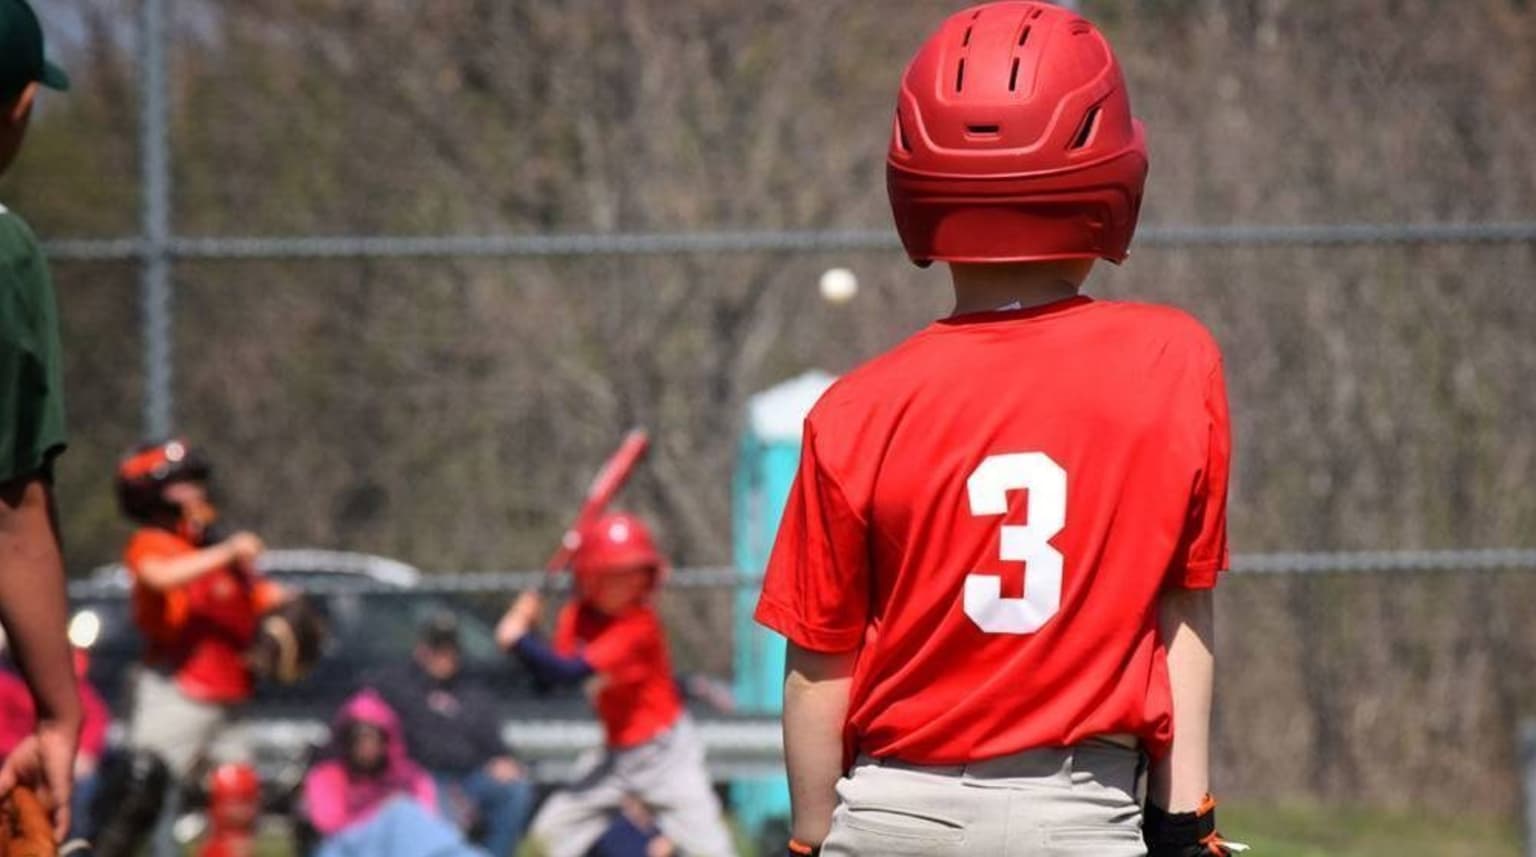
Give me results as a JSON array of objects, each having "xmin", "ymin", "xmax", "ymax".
[{"xmin": 0, "ymin": 0, "xmax": 69, "ymax": 97}]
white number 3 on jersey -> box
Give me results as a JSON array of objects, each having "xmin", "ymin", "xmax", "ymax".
[{"xmin": 964, "ymin": 452, "xmax": 1067, "ymax": 635}]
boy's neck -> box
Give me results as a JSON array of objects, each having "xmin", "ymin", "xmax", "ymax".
[{"xmin": 948, "ymin": 259, "xmax": 1094, "ymax": 316}]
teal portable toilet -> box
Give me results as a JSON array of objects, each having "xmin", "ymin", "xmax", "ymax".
[{"xmin": 732, "ymin": 370, "xmax": 836, "ymax": 837}]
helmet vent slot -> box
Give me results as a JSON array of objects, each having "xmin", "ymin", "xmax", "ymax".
[
  {"xmin": 962, "ymin": 26, "xmax": 973, "ymax": 46},
  {"xmin": 1030, "ymin": 7, "xmax": 1045, "ymax": 19},
  {"xmin": 1070, "ymin": 106, "xmax": 1101, "ymax": 150},
  {"xmin": 955, "ymin": 58, "xmax": 966, "ymax": 92},
  {"xmin": 1009, "ymin": 57, "xmax": 1021, "ymax": 91},
  {"xmin": 896, "ymin": 109, "xmax": 913, "ymax": 153},
  {"xmin": 1018, "ymin": 26, "xmax": 1032, "ymax": 47},
  {"xmin": 966, "ymin": 124, "xmax": 1000, "ymax": 137}
]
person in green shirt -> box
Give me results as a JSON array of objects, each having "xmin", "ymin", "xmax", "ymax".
[{"xmin": 0, "ymin": 0, "xmax": 83, "ymax": 843}]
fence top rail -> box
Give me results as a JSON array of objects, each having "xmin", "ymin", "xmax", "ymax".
[
  {"xmin": 66, "ymin": 548, "xmax": 1536, "ymax": 598},
  {"xmin": 42, "ymin": 221, "xmax": 1536, "ymax": 262}
]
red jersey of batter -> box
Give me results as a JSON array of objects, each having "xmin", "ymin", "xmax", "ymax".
[
  {"xmin": 755, "ymin": 296, "xmax": 1231, "ymax": 764},
  {"xmin": 552, "ymin": 600, "xmax": 683, "ymax": 749},
  {"xmin": 125, "ymin": 528, "xmax": 279, "ymax": 704}
]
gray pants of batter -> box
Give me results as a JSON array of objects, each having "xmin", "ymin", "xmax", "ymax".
[
  {"xmin": 822, "ymin": 741, "xmax": 1145, "ymax": 857},
  {"xmin": 531, "ymin": 715, "xmax": 739, "ymax": 857}
]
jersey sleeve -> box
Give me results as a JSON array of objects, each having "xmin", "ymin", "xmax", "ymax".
[
  {"xmin": 1166, "ymin": 358, "xmax": 1232, "ymax": 589},
  {"xmin": 0, "ymin": 223, "xmax": 67, "ymax": 485},
  {"xmin": 124, "ymin": 528, "xmax": 192, "ymax": 572},
  {"xmin": 754, "ymin": 421, "xmax": 870, "ymax": 652}
]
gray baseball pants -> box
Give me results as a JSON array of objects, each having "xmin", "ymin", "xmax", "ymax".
[
  {"xmin": 821, "ymin": 740, "xmax": 1145, "ymax": 857},
  {"xmin": 530, "ymin": 715, "xmax": 739, "ymax": 857}
]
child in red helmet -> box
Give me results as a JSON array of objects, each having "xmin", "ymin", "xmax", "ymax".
[
  {"xmin": 198, "ymin": 763, "xmax": 260, "ymax": 857},
  {"xmin": 756, "ymin": 3, "xmax": 1243, "ymax": 856},
  {"xmin": 496, "ymin": 512, "xmax": 738, "ymax": 857}
]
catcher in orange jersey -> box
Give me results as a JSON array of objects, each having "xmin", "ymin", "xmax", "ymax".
[
  {"xmin": 95, "ymin": 440, "xmax": 291, "ymax": 857},
  {"xmin": 756, "ymin": 4, "xmax": 1244, "ymax": 856}
]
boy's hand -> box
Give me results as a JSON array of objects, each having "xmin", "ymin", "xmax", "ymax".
[
  {"xmin": 495, "ymin": 592, "xmax": 543, "ymax": 649},
  {"xmin": 224, "ymin": 532, "xmax": 265, "ymax": 563},
  {"xmin": 1144, "ymin": 795, "xmax": 1249, "ymax": 857},
  {"xmin": 511, "ymin": 591, "xmax": 543, "ymax": 624},
  {"xmin": 0, "ymin": 717, "xmax": 81, "ymax": 843}
]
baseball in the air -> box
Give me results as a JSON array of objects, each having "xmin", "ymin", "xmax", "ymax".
[{"xmin": 819, "ymin": 267, "xmax": 859, "ymax": 303}]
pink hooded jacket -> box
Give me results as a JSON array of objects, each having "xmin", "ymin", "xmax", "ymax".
[{"xmin": 303, "ymin": 689, "xmax": 438, "ymax": 836}]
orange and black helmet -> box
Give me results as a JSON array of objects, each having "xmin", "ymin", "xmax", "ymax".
[{"xmin": 115, "ymin": 438, "xmax": 210, "ymax": 523}]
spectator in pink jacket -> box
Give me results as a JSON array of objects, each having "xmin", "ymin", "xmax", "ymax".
[{"xmin": 303, "ymin": 689, "xmax": 437, "ymax": 837}]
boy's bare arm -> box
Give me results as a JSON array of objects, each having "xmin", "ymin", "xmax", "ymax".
[
  {"xmin": 1149, "ymin": 586, "xmax": 1215, "ymax": 812},
  {"xmin": 135, "ymin": 533, "xmax": 262, "ymax": 590},
  {"xmin": 783, "ymin": 642, "xmax": 856, "ymax": 846},
  {"xmin": 0, "ymin": 476, "xmax": 82, "ymax": 838}
]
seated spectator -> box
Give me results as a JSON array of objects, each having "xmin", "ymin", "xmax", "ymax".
[
  {"xmin": 0, "ymin": 646, "xmax": 110, "ymax": 840},
  {"xmin": 369, "ymin": 612, "xmax": 533, "ymax": 856},
  {"xmin": 301, "ymin": 688, "xmax": 463, "ymax": 853}
]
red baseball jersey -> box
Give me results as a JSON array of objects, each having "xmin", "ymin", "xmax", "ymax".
[
  {"xmin": 553, "ymin": 601, "xmax": 683, "ymax": 748},
  {"xmin": 755, "ymin": 296, "xmax": 1231, "ymax": 763},
  {"xmin": 125, "ymin": 528, "xmax": 279, "ymax": 703}
]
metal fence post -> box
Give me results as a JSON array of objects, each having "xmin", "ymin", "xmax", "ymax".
[
  {"xmin": 1522, "ymin": 719, "xmax": 1536, "ymax": 857},
  {"xmin": 139, "ymin": 0, "xmax": 173, "ymax": 439}
]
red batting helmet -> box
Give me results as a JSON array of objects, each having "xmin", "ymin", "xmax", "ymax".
[
  {"xmin": 887, "ymin": 2, "xmax": 1147, "ymax": 267},
  {"xmin": 208, "ymin": 763, "xmax": 259, "ymax": 804},
  {"xmin": 115, "ymin": 438, "xmax": 211, "ymax": 523},
  {"xmin": 571, "ymin": 512, "xmax": 667, "ymax": 594},
  {"xmin": 207, "ymin": 762, "xmax": 260, "ymax": 831}
]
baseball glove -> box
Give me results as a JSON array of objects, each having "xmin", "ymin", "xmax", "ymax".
[
  {"xmin": 0, "ymin": 786, "xmax": 55, "ymax": 857},
  {"xmin": 248, "ymin": 595, "xmax": 327, "ymax": 685}
]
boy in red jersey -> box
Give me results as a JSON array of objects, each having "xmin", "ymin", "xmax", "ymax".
[
  {"xmin": 756, "ymin": 4, "xmax": 1243, "ymax": 856},
  {"xmin": 496, "ymin": 512, "xmax": 738, "ymax": 857},
  {"xmin": 101, "ymin": 439, "xmax": 286, "ymax": 857}
]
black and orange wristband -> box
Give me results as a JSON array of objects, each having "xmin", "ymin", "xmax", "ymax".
[
  {"xmin": 1144, "ymin": 793, "xmax": 1233, "ymax": 856},
  {"xmin": 787, "ymin": 840, "xmax": 821, "ymax": 857}
]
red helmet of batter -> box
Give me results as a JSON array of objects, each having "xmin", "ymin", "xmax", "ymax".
[
  {"xmin": 571, "ymin": 512, "xmax": 667, "ymax": 595},
  {"xmin": 886, "ymin": 1, "xmax": 1147, "ymax": 267}
]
